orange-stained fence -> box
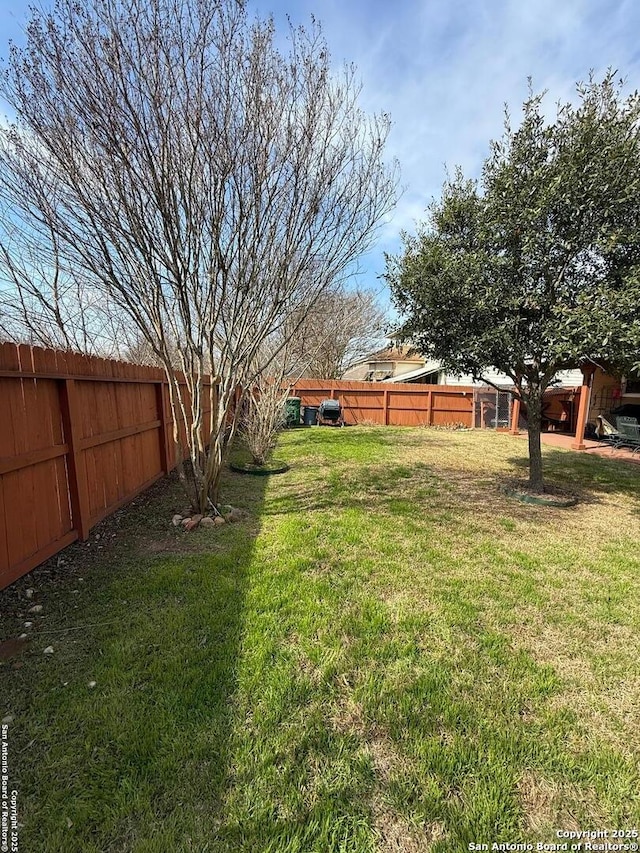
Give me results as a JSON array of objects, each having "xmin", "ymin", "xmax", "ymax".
[
  {"xmin": 289, "ymin": 379, "xmax": 475, "ymax": 427},
  {"xmin": 0, "ymin": 343, "xmax": 216, "ymax": 590}
]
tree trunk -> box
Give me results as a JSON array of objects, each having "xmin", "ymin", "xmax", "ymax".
[
  {"xmin": 205, "ymin": 455, "xmax": 223, "ymax": 510},
  {"xmin": 198, "ymin": 378, "xmax": 240, "ymax": 514},
  {"xmin": 526, "ymin": 391, "xmax": 544, "ymax": 493}
]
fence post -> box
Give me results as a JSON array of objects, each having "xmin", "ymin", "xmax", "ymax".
[
  {"xmin": 59, "ymin": 378, "xmax": 91, "ymax": 541},
  {"xmin": 156, "ymin": 381, "xmax": 172, "ymax": 473},
  {"xmin": 383, "ymin": 388, "xmax": 389, "ymax": 425},
  {"xmin": 426, "ymin": 390, "xmax": 433, "ymax": 426}
]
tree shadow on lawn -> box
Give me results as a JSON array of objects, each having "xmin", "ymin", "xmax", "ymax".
[
  {"xmin": 507, "ymin": 448, "xmax": 640, "ymax": 510},
  {"xmin": 264, "ymin": 432, "xmax": 639, "ymax": 532},
  {"xmin": 0, "ymin": 467, "xmax": 269, "ymax": 852},
  {"xmin": 276, "ymin": 427, "xmax": 639, "ymax": 518}
]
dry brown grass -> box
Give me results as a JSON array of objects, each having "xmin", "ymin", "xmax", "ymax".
[
  {"xmin": 517, "ymin": 771, "xmax": 606, "ymax": 836},
  {"xmin": 371, "ymin": 796, "xmax": 446, "ymax": 853},
  {"xmin": 329, "ymin": 693, "xmax": 448, "ymax": 853},
  {"xmin": 509, "ymin": 616, "xmax": 640, "ymax": 754}
]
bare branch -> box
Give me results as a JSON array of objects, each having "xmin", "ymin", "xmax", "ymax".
[{"xmin": 0, "ymin": 0, "xmax": 399, "ymax": 510}]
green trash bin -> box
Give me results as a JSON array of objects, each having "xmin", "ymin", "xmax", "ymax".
[{"xmin": 285, "ymin": 397, "xmax": 301, "ymax": 427}]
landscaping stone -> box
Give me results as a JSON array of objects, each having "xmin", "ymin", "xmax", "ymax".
[
  {"xmin": 214, "ymin": 516, "xmax": 226, "ymax": 526},
  {"xmin": 181, "ymin": 517, "xmax": 192, "ymax": 527},
  {"xmin": 225, "ymin": 508, "xmax": 245, "ymax": 523},
  {"xmin": 25, "ymin": 588, "xmax": 34, "ymax": 599},
  {"xmin": 28, "ymin": 605, "xmax": 43, "ymax": 614},
  {"xmin": 200, "ymin": 516, "xmax": 216, "ymax": 527},
  {"xmin": 184, "ymin": 514, "xmax": 203, "ymax": 531},
  {"xmin": 2, "ymin": 715, "xmax": 13, "ymax": 725},
  {"xmin": 172, "ymin": 514, "xmax": 183, "ymax": 526},
  {"xmin": 18, "ymin": 634, "xmax": 27, "ymax": 640},
  {"xmin": 43, "ymin": 646, "xmax": 54, "ymax": 655},
  {"xmin": 88, "ymin": 681, "xmax": 97, "ymax": 689}
]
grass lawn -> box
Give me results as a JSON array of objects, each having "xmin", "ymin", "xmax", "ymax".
[{"xmin": 1, "ymin": 426, "xmax": 639, "ymax": 851}]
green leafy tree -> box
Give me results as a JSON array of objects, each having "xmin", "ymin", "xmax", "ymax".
[{"xmin": 387, "ymin": 75, "xmax": 640, "ymax": 492}]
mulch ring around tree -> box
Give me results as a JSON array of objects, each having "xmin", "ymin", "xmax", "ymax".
[
  {"xmin": 500, "ymin": 481, "xmax": 579, "ymax": 508},
  {"xmin": 230, "ymin": 458, "xmax": 290, "ymax": 475}
]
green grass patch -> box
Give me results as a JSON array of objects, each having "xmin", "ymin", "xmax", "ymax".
[{"xmin": 1, "ymin": 427, "xmax": 639, "ymax": 851}]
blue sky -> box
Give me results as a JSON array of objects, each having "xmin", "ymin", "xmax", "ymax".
[{"xmin": 2, "ymin": 0, "xmax": 640, "ymax": 311}]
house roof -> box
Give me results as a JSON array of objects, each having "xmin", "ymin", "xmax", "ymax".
[
  {"xmin": 346, "ymin": 345, "xmax": 424, "ymax": 369},
  {"xmin": 382, "ymin": 362, "xmax": 443, "ymax": 382}
]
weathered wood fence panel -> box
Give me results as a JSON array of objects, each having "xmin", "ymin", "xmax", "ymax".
[
  {"xmin": 290, "ymin": 379, "xmax": 475, "ymax": 427},
  {"xmin": 0, "ymin": 343, "xmax": 215, "ymax": 590}
]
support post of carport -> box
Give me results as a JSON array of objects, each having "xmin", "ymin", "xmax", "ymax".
[
  {"xmin": 571, "ymin": 366, "xmax": 595, "ymax": 450},
  {"xmin": 509, "ymin": 395, "xmax": 521, "ymax": 435}
]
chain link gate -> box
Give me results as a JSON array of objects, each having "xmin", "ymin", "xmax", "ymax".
[{"xmin": 474, "ymin": 387, "xmax": 513, "ymax": 430}]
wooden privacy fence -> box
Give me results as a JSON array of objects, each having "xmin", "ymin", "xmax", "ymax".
[
  {"xmin": 289, "ymin": 379, "xmax": 475, "ymax": 427},
  {"xmin": 0, "ymin": 343, "xmax": 216, "ymax": 591}
]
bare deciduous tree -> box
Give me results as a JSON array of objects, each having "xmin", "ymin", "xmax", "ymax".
[
  {"xmin": 238, "ymin": 376, "xmax": 288, "ymax": 468},
  {"xmin": 273, "ymin": 285, "xmax": 388, "ymax": 379},
  {"xmin": 237, "ymin": 285, "xmax": 384, "ymax": 466},
  {"xmin": 0, "ymin": 0, "xmax": 398, "ymax": 511},
  {"xmin": 0, "ymin": 208, "xmax": 134, "ymax": 357}
]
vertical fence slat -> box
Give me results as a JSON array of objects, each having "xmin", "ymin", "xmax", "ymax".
[
  {"xmin": 0, "ymin": 474, "xmax": 9, "ymax": 578},
  {"xmin": 156, "ymin": 382, "xmax": 171, "ymax": 473},
  {"xmin": 59, "ymin": 378, "xmax": 92, "ymax": 541},
  {"xmin": 510, "ymin": 397, "xmax": 521, "ymax": 435},
  {"xmin": 0, "ymin": 342, "xmax": 19, "ymax": 370}
]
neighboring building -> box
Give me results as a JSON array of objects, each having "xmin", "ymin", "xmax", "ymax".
[
  {"xmin": 345, "ymin": 331, "xmax": 640, "ymax": 441},
  {"xmin": 382, "ymin": 362, "xmax": 584, "ymax": 389},
  {"xmin": 385, "ymin": 359, "xmax": 640, "ymax": 418},
  {"xmin": 341, "ymin": 345, "xmax": 425, "ymax": 381}
]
